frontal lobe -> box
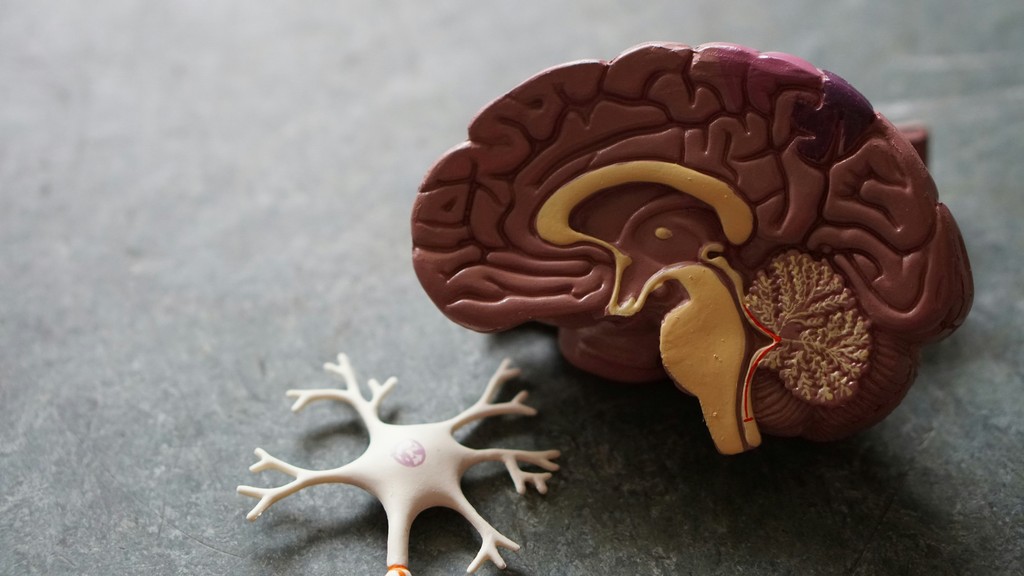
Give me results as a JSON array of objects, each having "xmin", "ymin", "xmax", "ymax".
[{"xmin": 411, "ymin": 42, "xmax": 973, "ymax": 445}]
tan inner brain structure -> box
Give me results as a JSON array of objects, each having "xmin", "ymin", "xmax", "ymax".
[{"xmin": 411, "ymin": 42, "xmax": 974, "ymax": 449}]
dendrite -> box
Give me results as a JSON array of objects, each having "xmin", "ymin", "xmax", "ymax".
[{"xmin": 237, "ymin": 354, "xmax": 560, "ymax": 575}]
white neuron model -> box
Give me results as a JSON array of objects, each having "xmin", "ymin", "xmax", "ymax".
[{"xmin": 237, "ymin": 354, "xmax": 561, "ymax": 575}]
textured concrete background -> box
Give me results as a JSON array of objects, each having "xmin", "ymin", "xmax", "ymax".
[{"xmin": 1, "ymin": 1, "xmax": 1021, "ymax": 575}]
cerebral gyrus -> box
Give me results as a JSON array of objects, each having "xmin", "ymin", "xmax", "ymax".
[
  {"xmin": 238, "ymin": 354, "xmax": 560, "ymax": 575},
  {"xmin": 411, "ymin": 42, "xmax": 974, "ymax": 453}
]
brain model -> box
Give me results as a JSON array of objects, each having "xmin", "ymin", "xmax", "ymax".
[{"xmin": 411, "ymin": 43, "xmax": 973, "ymax": 454}]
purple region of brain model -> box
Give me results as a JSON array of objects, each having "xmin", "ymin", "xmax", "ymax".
[{"xmin": 411, "ymin": 42, "xmax": 973, "ymax": 454}]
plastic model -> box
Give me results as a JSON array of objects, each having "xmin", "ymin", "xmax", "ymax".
[{"xmin": 238, "ymin": 354, "xmax": 559, "ymax": 575}]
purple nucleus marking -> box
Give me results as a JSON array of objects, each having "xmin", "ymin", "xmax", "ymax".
[
  {"xmin": 391, "ymin": 439, "xmax": 426, "ymax": 468},
  {"xmin": 792, "ymin": 70, "xmax": 876, "ymax": 164}
]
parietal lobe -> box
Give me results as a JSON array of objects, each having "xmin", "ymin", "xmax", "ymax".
[{"xmin": 411, "ymin": 42, "xmax": 974, "ymax": 454}]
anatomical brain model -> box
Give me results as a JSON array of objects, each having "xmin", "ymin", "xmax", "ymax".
[{"xmin": 411, "ymin": 43, "xmax": 973, "ymax": 454}]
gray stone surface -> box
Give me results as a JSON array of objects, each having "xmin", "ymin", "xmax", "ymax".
[{"xmin": 1, "ymin": 1, "xmax": 1021, "ymax": 575}]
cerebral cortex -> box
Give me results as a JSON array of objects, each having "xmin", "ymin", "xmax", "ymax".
[{"xmin": 412, "ymin": 42, "xmax": 973, "ymax": 442}]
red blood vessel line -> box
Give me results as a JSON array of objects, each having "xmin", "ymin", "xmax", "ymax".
[{"xmin": 742, "ymin": 306, "xmax": 782, "ymax": 422}]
